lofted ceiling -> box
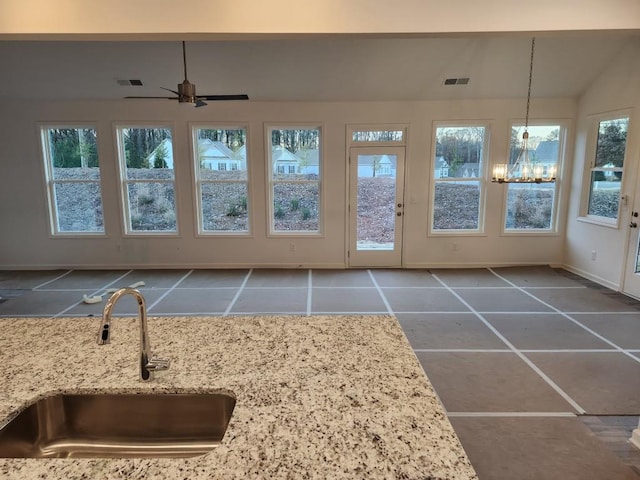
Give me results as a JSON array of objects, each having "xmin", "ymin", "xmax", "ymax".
[{"xmin": 0, "ymin": 34, "xmax": 636, "ymax": 103}]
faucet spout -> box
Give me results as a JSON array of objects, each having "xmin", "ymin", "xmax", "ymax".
[{"xmin": 97, "ymin": 288, "xmax": 170, "ymax": 382}]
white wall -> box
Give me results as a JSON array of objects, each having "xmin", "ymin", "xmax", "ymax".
[
  {"xmin": 0, "ymin": 97, "xmax": 576, "ymax": 269},
  {"xmin": 564, "ymin": 38, "xmax": 640, "ymax": 289}
]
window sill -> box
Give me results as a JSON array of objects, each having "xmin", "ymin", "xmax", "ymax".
[
  {"xmin": 428, "ymin": 231, "xmax": 487, "ymax": 238},
  {"xmin": 576, "ymin": 216, "xmax": 620, "ymax": 229},
  {"xmin": 501, "ymin": 230, "xmax": 560, "ymax": 237}
]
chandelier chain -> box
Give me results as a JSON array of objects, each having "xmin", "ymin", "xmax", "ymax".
[{"xmin": 524, "ymin": 37, "xmax": 535, "ymax": 130}]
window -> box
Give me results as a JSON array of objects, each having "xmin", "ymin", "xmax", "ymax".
[
  {"xmin": 40, "ymin": 126, "xmax": 104, "ymax": 234},
  {"xmin": 504, "ymin": 124, "xmax": 565, "ymax": 232},
  {"xmin": 352, "ymin": 129, "xmax": 405, "ymax": 143},
  {"xmin": 268, "ymin": 126, "xmax": 321, "ymax": 234},
  {"xmin": 431, "ymin": 125, "xmax": 488, "ymax": 232},
  {"xmin": 116, "ymin": 126, "xmax": 177, "ymax": 233},
  {"xmin": 193, "ymin": 126, "xmax": 249, "ymax": 233},
  {"xmin": 585, "ymin": 114, "xmax": 630, "ymax": 222}
]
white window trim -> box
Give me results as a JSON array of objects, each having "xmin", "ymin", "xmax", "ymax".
[
  {"xmin": 39, "ymin": 123, "xmax": 106, "ymax": 237},
  {"xmin": 500, "ymin": 120, "xmax": 569, "ymax": 235},
  {"xmin": 114, "ymin": 123, "xmax": 179, "ymax": 237},
  {"xmin": 578, "ymin": 109, "xmax": 632, "ymax": 228},
  {"xmin": 428, "ymin": 121, "xmax": 491, "ymax": 236},
  {"xmin": 265, "ymin": 123, "xmax": 324, "ymax": 237},
  {"xmin": 190, "ymin": 123, "xmax": 252, "ymax": 237}
]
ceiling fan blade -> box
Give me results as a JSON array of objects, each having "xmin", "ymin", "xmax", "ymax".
[
  {"xmin": 124, "ymin": 96, "xmax": 177, "ymax": 100},
  {"xmin": 198, "ymin": 94, "xmax": 249, "ymax": 101},
  {"xmin": 194, "ymin": 98, "xmax": 208, "ymax": 108},
  {"xmin": 160, "ymin": 86, "xmax": 180, "ymax": 96}
]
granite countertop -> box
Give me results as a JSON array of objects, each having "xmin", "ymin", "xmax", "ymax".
[{"xmin": 0, "ymin": 314, "xmax": 477, "ymax": 479}]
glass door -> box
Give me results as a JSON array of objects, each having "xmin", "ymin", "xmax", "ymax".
[{"xmin": 348, "ymin": 146, "xmax": 405, "ymax": 267}]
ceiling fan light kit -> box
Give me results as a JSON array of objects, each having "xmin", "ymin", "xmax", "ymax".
[{"xmin": 125, "ymin": 41, "xmax": 249, "ymax": 107}]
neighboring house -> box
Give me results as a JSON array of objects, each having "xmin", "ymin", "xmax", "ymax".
[
  {"xmin": 145, "ymin": 138, "xmax": 175, "ymax": 169},
  {"xmin": 357, "ymin": 154, "xmax": 396, "ymax": 177},
  {"xmin": 434, "ymin": 156, "xmax": 449, "ymax": 179},
  {"xmin": 198, "ymin": 139, "xmax": 242, "ymax": 171},
  {"xmin": 297, "ymin": 148, "xmax": 320, "ymax": 175},
  {"xmin": 146, "ymin": 138, "xmax": 243, "ymax": 171},
  {"xmin": 534, "ymin": 140, "xmax": 559, "ymax": 177},
  {"xmin": 272, "ymin": 145, "xmax": 302, "ymax": 174}
]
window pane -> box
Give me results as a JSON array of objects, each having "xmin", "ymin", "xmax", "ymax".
[
  {"xmin": 201, "ymin": 183, "xmax": 248, "ymax": 232},
  {"xmin": 433, "ymin": 181, "xmax": 480, "ymax": 230},
  {"xmin": 506, "ymin": 125, "xmax": 561, "ymax": 231},
  {"xmin": 505, "ymin": 184, "xmax": 555, "ymax": 229},
  {"xmin": 43, "ymin": 127, "xmax": 104, "ymax": 234},
  {"xmin": 127, "ymin": 182, "xmax": 176, "ymax": 232},
  {"xmin": 594, "ymin": 118, "xmax": 628, "ymax": 168},
  {"xmin": 352, "ymin": 130, "xmax": 404, "ymax": 142},
  {"xmin": 273, "ymin": 182, "xmax": 319, "ymax": 232},
  {"xmin": 53, "ymin": 182, "xmax": 104, "ymax": 232},
  {"xmin": 269, "ymin": 127, "xmax": 321, "ymax": 233},
  {"xmin": 47, "ymin": 128, "xmax": 99, "ymax": 176},
  {"xmin": 435, "ymin": 126, "xmax": 485, "ymax": 178},
  {"xmin": 121, "ymin": 128, "xmax": 173, "ymax": 179},
  {"xmin": 588, "ymin": 171, "xmax": 621, "ymax": 219}
]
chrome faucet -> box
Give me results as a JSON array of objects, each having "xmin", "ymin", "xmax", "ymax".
[{"xmin": 97, "ymin": 288, "xmax": 170, "ymax": 381}]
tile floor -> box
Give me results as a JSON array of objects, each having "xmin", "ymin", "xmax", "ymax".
[{"xmin": 2, "ymin": 265, "xmax": 640, "ymax": 479}]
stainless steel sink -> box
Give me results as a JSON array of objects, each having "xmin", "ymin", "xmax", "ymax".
[{"xmin": 0, "ymin": 393, "xmax": 236, "ymax": 458}]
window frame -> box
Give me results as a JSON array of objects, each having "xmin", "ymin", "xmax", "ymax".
[
  {"xmin": 191, "ymin": 123, "xmax": 252, "ymax": 237},
  {"xmin": 265, "ymin": 123, "xmax": 324, "ymax": 237},
  {"xmin": 501, "ymin": 120, "xmax": 568, "ymax": 236},
  {"xmin": 428, "ymin": 121, "xmax": 491, "ymax": 236},
  {"xmin": 579, "ymin": 109, "xmax": 632, "ymax": 228},
  {"xmin": 114, "ymin": 123, "xmax": 179, "ymax": 237},
  {"xmin": 39, "ymin": 123, "xmax": 106, "ymax": 237}
]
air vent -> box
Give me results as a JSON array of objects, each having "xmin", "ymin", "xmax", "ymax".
[
  {"xmin": 443, "ymin": 77, "xmax": 470, "ymax": 86},
  {"xmin": 117, "ymin": 79, "xmax": 144, "ymax": 86}
]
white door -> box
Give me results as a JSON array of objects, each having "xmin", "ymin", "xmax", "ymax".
[
  {"xmin": 623, "ymin": 204, "xmax": 640, "ymax": 299},
  {"xmin": 348, "ymin": 146, "xmax": 405, "ymax": 267}
]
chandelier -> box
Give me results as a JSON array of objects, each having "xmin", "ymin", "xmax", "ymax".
[{"xmin": 492, "ymin": 38, "xmax": 556, "ymax": 184}]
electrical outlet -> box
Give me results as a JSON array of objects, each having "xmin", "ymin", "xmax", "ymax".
[
  {"xmin": 452, "ymin": 243, "xmax": 459, "ymax": 252},
  {"xmin": 591, "ymin": 250, "xmax": 597, "ymax": 261},
  {"xmin": 289, "ymin": 243, "xmax": 296, "ymax": 252}
]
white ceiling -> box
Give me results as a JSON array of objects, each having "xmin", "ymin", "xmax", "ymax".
[{"xmin": 0, "ymin": 34, "xmax": 636, "ymax": 103}]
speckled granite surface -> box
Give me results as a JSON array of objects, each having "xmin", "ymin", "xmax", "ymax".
[{"xmin": 0, "ymin": 315, "xmax": 477, "ymax": 479}]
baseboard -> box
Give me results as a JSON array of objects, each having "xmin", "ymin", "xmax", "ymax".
[
  {"xmin": 559, "ymin": 264, "xmax": 620, "ymax": 291},
  {"xmin": 0, "ymin": 262, "xmax": 348, "ymax": 270},
  {"xmin": 404, "ymin": 261, "xmax": 554, "ymax": 269}
]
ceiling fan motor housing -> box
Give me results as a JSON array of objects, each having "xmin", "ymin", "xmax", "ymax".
[{"xmin": 177, "ymin": 80, "xmax": 197, "ymax": 103}]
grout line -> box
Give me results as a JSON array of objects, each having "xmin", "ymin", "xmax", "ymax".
[
  {"xmin": 431, "ymin": 272, "xmax": 586, "ymax": 414},
  {"xmin": 367, "ymin": 270, "xmax": 394, "ymax": 315},
  {"xmin": 447, "ymin": 412, "xmax": 577, "ymax": 418},
  {"xmin": 223, "ymin": 269, "xmax": 253, "ymax": 317},
  {"xmin": 32, "ymin": 270, "xmax": 73, "ymax": 290},
  {"xmin": 394, "ymin": 310, "xmax": 475, "ymax": 315},
  {"xmin": 488, "ymin": 268, "xmax": 640, "ymax": 366},
  {"xmin": 146, "ymin": 270, "xmax": 194, "ymax": 312},
  {"xmin": 142, "ymin": 311, "xmax": 226, "ymax": 317},
  {"xmin": 414, "ymin": 349, "xmax": 512, "ymax": 353},
  {"xmin": 51, "ymin": 270, "xmax": 133, "ymax": 318},
  {"xmin": 307, "ymin": 269, "xmax": 312, "ymax": 316},
  {"xmin": 519, "ymin": 349, "xmax": 617, "ymax": 353},
  {"xmin": 312, "ymin": 310, "xmax": 390, "ymax": 315}
]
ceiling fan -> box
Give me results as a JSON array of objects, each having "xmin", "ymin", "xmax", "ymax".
[{"xmin": 125, "ymin": 41, "xmax": 249, "ymax": 107}]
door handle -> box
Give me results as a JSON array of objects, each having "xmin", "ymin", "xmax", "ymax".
[
  {"xmin": 631, "ymin": 222, "xmax": 638, "ymax": 228},
  {"xmin": 397, "ymin": 212, "xmax": 402, "ymax": 216}
]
